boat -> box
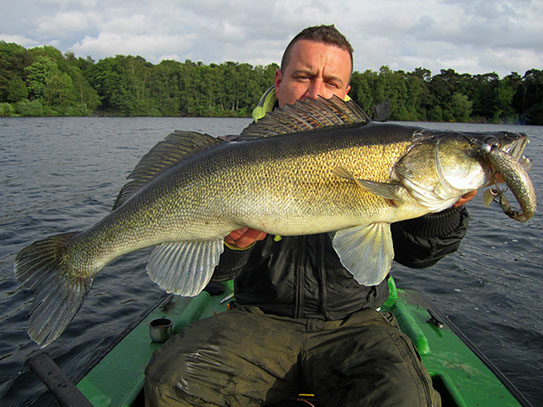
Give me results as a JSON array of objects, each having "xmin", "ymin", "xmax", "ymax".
[{"xmin": 29, "ymin": 277, "xmax": 532, "ymax": 407}]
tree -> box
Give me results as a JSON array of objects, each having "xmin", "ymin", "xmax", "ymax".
[
  {"xmin": 151, "ymin": 60, "xmax": 182, "ymax": 116},
  {"xmin": 25, "ymin": 56, "xmax": 59, "ymax": 99},
  {"xmin": 0, "ymin": 41, "xmax": 32, "ymax": 101},
  {"xmin": 44, "ymin": 71, "xmax": 77, "ymax": 110},
  {"xmin": 470, "ymin": 73, "xmax": 499, "ymax": 120},
  {"xmin": 450, "ymin": 92, "xmax": 473, "ymax": 122},
  {"xmin": 350, "ymin": 70, "xmax": 377, "ymax": 112},
  {"xmin": 523, "ymin": 69, "xmax": 543, "ymax": 124},
  {"xmin": 3, "ymin": 41, "xmax": 541, "ymax": 121},
  {"xmin": 88, "ymin": 56, "xmax": 139, "ymax": 114},
  {"xmin": 492, "ymin": 78, "xmax": 517, "ymax": 122},
  {"xmin": 16, "ymin": 99, "xmax": 44, "ymax": 116},
  {"xmin": 7, "ymin": 77, "xmax": 28, "ymax": 102},
  {"xmin": 404, "ymin": 70, "xmax": 432, "ymax": 121}
]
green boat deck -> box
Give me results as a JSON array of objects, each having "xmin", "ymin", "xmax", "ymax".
[
  {"xmin": 76, "ymin": 287, "xmax": 234, "ymax": 407},
  {"xmin": 73, "ymin": 279, "xmax": 529, "ymax": 406},
  {"xmin": 382, "ymin": 287, "xmax": 525, "ymax": 406}
]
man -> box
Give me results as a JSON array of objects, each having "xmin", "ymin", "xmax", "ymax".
[{"xmin": 145, "ymin": 25, "xmax": 473, "ymax": 406}]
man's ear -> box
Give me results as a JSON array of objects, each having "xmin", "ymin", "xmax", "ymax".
[{"xmin": 274, "ymin": 69, "xmax": 283, "ymax": 98}]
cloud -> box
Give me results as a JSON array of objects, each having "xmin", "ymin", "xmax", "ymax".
[
  {"xmin": 37, "ymin": 11, "xmax": 97, "ymax": 36},
  {"xmin": 1, "ymin": 0, "xmax": 542, "ymax": 78},
  {"xmin": 479, "ymin": 48, "xmax": 543, "ymax": 76},
  {"xmin": 0, "ymin": 33, "xmax": 38, "ymax": 47},
  {"xmin": 70, "ymin": 31, "xmax": 198, "ymax": 61},
  {"xmin": 99, "ymin": 14, "xmax": 152, "ymax": 35}
]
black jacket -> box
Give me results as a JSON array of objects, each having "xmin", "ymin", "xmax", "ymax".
[{"xmin": 213, "ymin": 205, "xmax": 469, "ymax": 321}]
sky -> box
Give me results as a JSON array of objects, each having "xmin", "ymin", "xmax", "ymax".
[{"xmin": 1, "ymin": 0, "xmax": 542, "ymax": 78}]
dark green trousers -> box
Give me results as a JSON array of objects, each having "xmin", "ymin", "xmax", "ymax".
[{"xmin": 144, "ymin": 305, "xmax": 440, "ymax": 407}]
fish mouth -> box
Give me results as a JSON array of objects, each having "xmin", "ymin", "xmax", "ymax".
[
  {"xmin": 490, "ymin": 132, "xmax": 528, "ymax": 158},
  {"xmin": 505, "ymin": 133, "xmax": 530, "ymax": 164},
  {"xmin": 497, "ymin": 133, "xmax": 533, "ymax": 174},
  {"xmin": 477, "ymin": 132, "xmax": 531, "ymax": 172}
]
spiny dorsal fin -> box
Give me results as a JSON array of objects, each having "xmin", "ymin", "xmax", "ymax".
[
  {"xmin": 238, "ymin": 95, "xmax": 371, "ymax": 140},
  {"xmin": 113, "ymin": 131, "xmax": 222, "ymax": 209}
]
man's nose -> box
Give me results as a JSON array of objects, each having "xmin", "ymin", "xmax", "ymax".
[{"xmin": 305, "ymin": 79, "xmax": 325, "ymax": 100}]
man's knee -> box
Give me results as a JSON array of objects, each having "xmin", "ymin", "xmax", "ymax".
[{"xmin": 144, "ymin": 376, "xmax": 214, "ymax": 407}]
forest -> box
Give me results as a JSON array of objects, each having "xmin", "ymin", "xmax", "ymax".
[{"xmin": 1, "ymin": 41, "xmax": 542, "ymax": 124}]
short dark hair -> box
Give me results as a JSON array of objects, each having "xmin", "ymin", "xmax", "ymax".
[{"xmin": 280, "ymin": 25, "xmax": 354, "ymax": 75}]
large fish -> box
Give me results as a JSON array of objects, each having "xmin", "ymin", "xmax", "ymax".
[{"xmin": 14, "ymin": 96, "xmax": 535, "ymax": 346}]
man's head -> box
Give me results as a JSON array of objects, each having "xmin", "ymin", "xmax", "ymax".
[{"xmin": 275, "ymin": 25, "xmax": 354, "ymax": 107}]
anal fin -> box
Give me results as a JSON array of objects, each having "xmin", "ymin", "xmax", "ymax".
[{"xmin": 147, "ymin": 240, "xmax": 224, "ymax": 297}]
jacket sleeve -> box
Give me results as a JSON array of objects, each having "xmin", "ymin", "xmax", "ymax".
[
  {"xmin": 211, "ymin": 244, "xmax": 256, "ymax": 282},
  {"xmin": 390, "ymin": 206, "xmax": 470, "ymax": 268}
]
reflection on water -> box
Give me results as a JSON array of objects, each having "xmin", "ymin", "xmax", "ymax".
[{"xmin": 0, "ymin": 117, "xmax": 541, "ymax": 405}]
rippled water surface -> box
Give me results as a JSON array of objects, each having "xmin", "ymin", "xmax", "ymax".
[{"xmin": 1, "ymin": 117, "xmax": 541, "ymax": 406}]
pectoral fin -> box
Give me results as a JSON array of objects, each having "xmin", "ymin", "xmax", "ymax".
[
  {"xmin": 401, "ymin": 177, "xmax": 458, "ymax": 212},
  {"xmin": 333, "ymin": 166, "xmax": 402, "ymax": 201},
  {"xmin": 146, "ymin": 240, "xmax": 224, "ymax": 297},
  {"xmin": 332, "ymin": 223, "xmax": 394, "ymax": 286}
]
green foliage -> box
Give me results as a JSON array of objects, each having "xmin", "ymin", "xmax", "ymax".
[
  {"xmin": 16, "ymin": 99, "xmax": 44, "ymax": 116},
  {"xmin": 350, "ymin": 67, "xmax": 543, "ymax": 124},
  {"xmin": 449, "ymin": 93, "xmax": 473, "ymax": 122},
  {"xmin": 0, "ymin": 41, "xmax": 33, "ymax": 101},
  {"xmin": 1, "ymin": 42, "xmax": 542, "ymax": 124},
  {"xmin": 0, "ymin": 102, "xmax": 15, "ymax": 116},
  {"xmin": 25, "ymin": 56, "xmax": 59, "ymax": 99},
  {"xmin": 0, "ymin": 42, "xmax": 99, "ymax": 117},
  {"xmin": 7, "ymin": 77, "xmax": 28, "ymax": 102}
]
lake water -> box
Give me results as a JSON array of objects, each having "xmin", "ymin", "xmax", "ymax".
[{"xmin": 0, "ymin": 117, "xmax": 541, "ymax": 406}]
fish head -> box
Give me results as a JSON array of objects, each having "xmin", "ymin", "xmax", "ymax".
[
  {"xmin": 394, "ymin": 129, "xmax": 530, "ymax": 212},
  {"xmin": 442, "ymin": 130, "xmax": 530, "ymax": 186}
]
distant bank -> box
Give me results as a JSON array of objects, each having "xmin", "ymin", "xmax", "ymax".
[{"xmin": 1, "ymin": 42, "xmax": 542, "ymax": 124}]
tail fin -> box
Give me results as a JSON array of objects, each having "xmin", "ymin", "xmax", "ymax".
[{"xmin": 14, "ymin": 232, "xmax": 93, "ymax": 347}]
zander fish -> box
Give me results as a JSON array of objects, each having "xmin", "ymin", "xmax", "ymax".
[{"xmin": 14, "ymin": 96, "xmax": 535, "ymax": 346}]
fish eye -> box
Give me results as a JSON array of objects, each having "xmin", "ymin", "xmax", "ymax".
[
  {"xmin": 484, "ymin": 136, "xmax": 500, "ymax": 148},
  {"xmin": 481, "ymin": 143, "xmax": 492, "ymax": 154},
  {"xmin": 480, "ymin": 136, "xmax": 501, "ymax": 154}
]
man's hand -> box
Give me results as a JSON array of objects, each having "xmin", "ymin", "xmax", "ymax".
[
  {"xmin": 225, "ymin": 228, "xmax": 267, "ymax": 249},
  {"xmin": 453, "ymin": 190, "xmax": 477, "ymax": 207}
]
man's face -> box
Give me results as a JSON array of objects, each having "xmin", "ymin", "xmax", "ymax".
[{"xmin": 275, "ymin": 39, "xmax": 352, "ymax": 108}]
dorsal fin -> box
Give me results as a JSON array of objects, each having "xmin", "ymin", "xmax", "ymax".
[
  {"xmin": 113, "ymin": 131, "xmax": 222, "ymax": 209},
  {"xmin": 238, "ymin": 95, "xmax": 371, "ymax": 140}
]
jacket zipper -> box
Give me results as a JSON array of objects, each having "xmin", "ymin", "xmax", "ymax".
[
  {"xmin": 319, "ymin": 234, "xmax": 329, "ymax": 318},
  {"xmin": 295, "ymin": 236, "xmax": 307, "ymax": 318}
]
